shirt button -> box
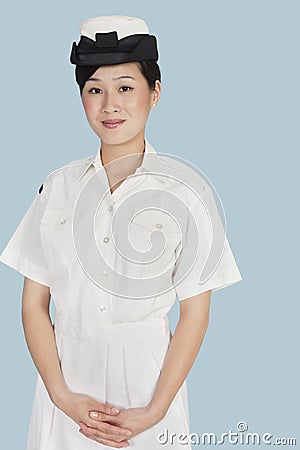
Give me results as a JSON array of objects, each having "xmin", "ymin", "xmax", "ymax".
[
  {"xmin": 103, "ymin": 236, "xmax": 110, "ymax": 243},
  {"xmin": 60, "ymin": 218, "xmax": 67, "ymax": 225},
  {"xmin": 155, "ymin": 223, "xmax": 163, "ymax": 229},
  {"xmin": 108, "ymin": 205, "xmax": 113, "ymax": 212},
  {"xmin": 101, "ymin": 270, "xmax": 108, "ymax": 277},
  {"xmin": 99, "ymin": 305, "xmax": 107, "ymax": 312}
]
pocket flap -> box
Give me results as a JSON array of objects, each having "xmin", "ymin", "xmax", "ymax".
[
  {"xmin": 131, "ymin": 209, "xmax": 181, "ymax": 234},
  {"xmin": 41, "ymin": 210, "xmax": 72, "ymax": 226}
]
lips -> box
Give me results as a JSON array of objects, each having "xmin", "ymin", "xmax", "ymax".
[{"xmin": 102, "ymin": 119, "xmax": 125, "ymax": 129}]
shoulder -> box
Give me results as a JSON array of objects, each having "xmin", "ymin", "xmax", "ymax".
[
  {"xmin": 156, "ymin": 153, "xmax": 214, "ymax": 204},
  {"xmin": 47, "ymin": 153, "xmax": 95, "ymax": 179},
  {"xmin": 37, "ymin": 153, "xmax": 95, "ymax": 196}
]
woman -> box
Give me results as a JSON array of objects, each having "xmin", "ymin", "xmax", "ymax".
[{"xmin": 0, "ymin": 16, "xmax": 242, "ymax": 449}]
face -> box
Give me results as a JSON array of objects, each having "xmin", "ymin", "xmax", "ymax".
[{"xmin": 81, "ymin": 62, "xmax": 161, "ymax": 149}]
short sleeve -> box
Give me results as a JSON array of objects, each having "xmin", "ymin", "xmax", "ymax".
[
  {"xmin": 172, "ymin": 184, "xmax": 242, "ymax": 301},
  {"xmin": 0, "ymin": 180, "xmax": 50, "ymax": 286}
]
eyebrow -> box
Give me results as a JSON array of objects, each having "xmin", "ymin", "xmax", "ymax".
[{"xmin": 86, "ymin": 75, "xmax": 136, "ymax": 82}]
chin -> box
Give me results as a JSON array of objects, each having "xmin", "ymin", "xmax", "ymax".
[
  {"xmin": 98, "ymin": 132, "xmax": 143, "ymax": 148},
  {"xmin": 99, "ymin": 136, "xmax": 130, "ymax": 146}
]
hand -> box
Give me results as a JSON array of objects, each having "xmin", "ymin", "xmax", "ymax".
[
  {"xmin": 79, "ymin": 404, "xmax": 165, "ymax": 446},
  {"xmin": 54, "ymin": 391, "xmax": 133, "ymax": 447}
]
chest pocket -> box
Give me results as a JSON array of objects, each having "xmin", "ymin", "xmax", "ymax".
[
  {"xmin": 41, "ymin": 210, "xmax": 72, "ymax": 227},
  {"xmin": 128, "ymin": 209, "xmax": 182, "ymax": 264},
  {"xmin": 40, "ymin": 210, "xmax": 75, "ymax": 266},
  {"xmin": 131, "ymin": 209, "xmax": 181, "ymax": 233}
]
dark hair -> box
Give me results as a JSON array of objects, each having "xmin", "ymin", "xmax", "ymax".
[
  {"xmin": 136, "ymin": 60, "xmax": 161, "ymax": 89},
  {"xmin": 77, "ymin": 60, "xmax": 161, "ymax": 95}
]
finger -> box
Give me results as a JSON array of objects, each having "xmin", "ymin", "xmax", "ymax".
[
  {"xmin": 80, "ymin": 422, "xmax": 132, "ymax": 440},
  {"xmin": 94, "ymin": 436, "xmax": 130, "ymax": 448},
  {"xmin": 79, "ymin": 427, "xmax": 130, "ymax": 447},
  {"xmin": 90, "ymin": 402, "xmax": 120, "ymax": 416},
  {"xmin": 85, "ymin": 415, "xmax": 132, "ymax": 436},
  {"xmin": 105, "ymin": 404, "xmax": 120, "ymax": 415},
  {"xmin": 89, "ymin": 409, "xmax": 121, "ymax": 422},
  {"xmin": 81, "ymin": 419, "xmax": 132, "ymax": 437}
]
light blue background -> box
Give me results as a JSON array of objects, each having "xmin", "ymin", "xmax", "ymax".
[{"xmin": 0, "ymin": 1, "xmax": 299, "ymax": 449}]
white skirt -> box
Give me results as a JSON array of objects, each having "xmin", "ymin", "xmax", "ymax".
[{"xmin": 26, "ymin": 313, "xmax": 191, "ymax": 449}]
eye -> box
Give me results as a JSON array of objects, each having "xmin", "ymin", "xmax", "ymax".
[
  {"xmin": 119, "ymin": 86, "xmax": 133, "ymax": 93},
  {"xmin": 88, "ymin": 87, "xmax": 102, "ymax": 94}
]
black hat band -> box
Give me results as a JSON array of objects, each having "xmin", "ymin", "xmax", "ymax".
[{"xmin": 70, "ymin": 33, "xmax": 158, "ymax": 66}]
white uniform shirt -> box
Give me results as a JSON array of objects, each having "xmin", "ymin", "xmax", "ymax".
[
  {"xmin": 0, "ymin": 140, "xmax": 243, "ymax": 450},
  {"xmin": 0, "ymin": 140, "xmax": 242, "ymax": 324}
]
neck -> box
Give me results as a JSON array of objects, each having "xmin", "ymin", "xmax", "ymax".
[
  {"xmin": 99, "ymin": 135, "xmax": 146, "ymax": 189},
  {"xmin": 100, "ymin": 135, "xmax": 145, "ymax": 167}
]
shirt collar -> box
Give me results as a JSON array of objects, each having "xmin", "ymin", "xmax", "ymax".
[{"xmin": 75, "ymin": 139, "xmax": 159, "ymax": 183}]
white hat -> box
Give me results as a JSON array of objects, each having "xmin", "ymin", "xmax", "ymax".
[
  {"xmin": 80, "ymin": 15, "xmax": 149, "ymax": 41},
  {"xmin": 70, "ymin": 15, "xmax": 158, "ymax": 66}
]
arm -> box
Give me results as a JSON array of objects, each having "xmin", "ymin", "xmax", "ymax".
[
  {"xmin": 21, "ymin": 277, "xmax": 133, "ymax": 448},
  {"xmin": 21, "ymin": 276, "xmax": 68, "ymax": 403},
  {"xmin": 147, "ymin": 289, "xmax": 211, "ymax": 418},
  {"xmin": 80, "ymin": 289, "xmax": 211, "ymax": 443}
]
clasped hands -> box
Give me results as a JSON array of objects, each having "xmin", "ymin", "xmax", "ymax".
[
  {"xmin": 80, "ymin": 405, "xmax": 161, "ymax": 448},
  {"xmin": 57, "ymin": 391, "xmax": 164, "ymax": 448}
]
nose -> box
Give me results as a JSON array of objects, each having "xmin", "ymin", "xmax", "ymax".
[{"xmin": 101, "ymin": 92, "xmax": 121, "ymax": 114}]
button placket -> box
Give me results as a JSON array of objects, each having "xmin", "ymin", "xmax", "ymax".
[
  {"xmin": 95, "ymin": 204, "xmax": 114, "ymax": 320},
  {"xmin": 94, "ymin": 204, "xmax": 113, "ymax": 292},
  {"xmin": 96, "ymin": 198, "xmax": 117, "ymax": 321}
]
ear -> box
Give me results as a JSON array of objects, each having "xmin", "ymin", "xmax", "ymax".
[{"xmin": 151, "ymin": 80, "xmax": 161, "ymax": 110}]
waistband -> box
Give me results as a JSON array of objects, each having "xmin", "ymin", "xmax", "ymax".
[{"xmin": 54, "ymin": 312, "xmax": 170, "ymax": 343}]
